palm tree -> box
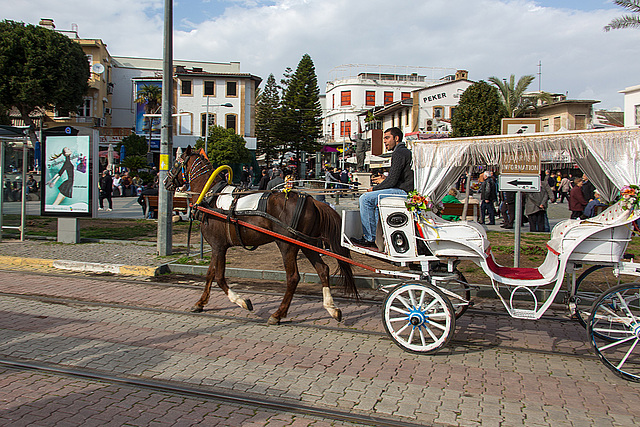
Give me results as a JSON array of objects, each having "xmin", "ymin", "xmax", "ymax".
[
  {"xmin": 135, "ymin": 84, "xmax": 162, "ymax": 151},
  {"xmin": 604, "ymin": 0, "xmax": 640, "ymax": 31},
  {"xmin": 135, "ymin": 84, "xmax": 162, "ymax": 114},
  {"xmin": 488, "ymin": 75, "xmax": 535, "ymax": 118}
]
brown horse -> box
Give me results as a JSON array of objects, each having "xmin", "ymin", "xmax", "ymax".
[{"xmin": 164, "ymin": 147, "xmax": 358, "ymax": 324}]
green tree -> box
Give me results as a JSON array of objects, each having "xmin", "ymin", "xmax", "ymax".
[
  {"xmin": 280, "ymin": 54, "xmax": 323, "ymax": 175},
  {"xmin": 256, "ymin": 74, "xmax": 282, "ymax": 166},
  {"xmin": 487, "ymin": 74, "xmax": 536, "ymax": 117},
  {"xmin": 604, "ymin": 0, "xmax": 640, "ymax": 31},
  {"xmin": 117, "ymin": 133, "xmax": 148, "ymax": 157},
  {"xmin": 0, "ymin": 20, "xmax": 90, "ymax": 146},
  {"xmin": 451, "ymin": 81, "xmax": 507, "ymax": 137},
  {"xmin": 196, "ymin": 125, "xmax": 250, "ymax": 166}
]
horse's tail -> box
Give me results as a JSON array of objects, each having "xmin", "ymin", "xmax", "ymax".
[{"xmin": 312, "ymin": 197, "xmax": 359, "ymax": 300}]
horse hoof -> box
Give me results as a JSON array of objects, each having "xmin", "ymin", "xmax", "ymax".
[
  {"xmin": 267, "ymin": 315, "xmax": 280, "ymax": 325},
  {"xmin": 190, "ymin": 306, "xmax": 204, "ymax": 313},
  {"xmin": 245, "ymin": 299, "xmax": 253, "ymax": 311},
  {"xmin": 333, "ymin": 309, "xmax": 343, "ymax": 323}
]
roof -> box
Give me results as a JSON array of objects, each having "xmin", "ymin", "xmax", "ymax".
[
  {"xmin": 372, "ymin": 99, "xmax": 413, "ymax": 117},
  {"xmin": 412, "ymin": 78, "xmax": 473, "ymax": 94}
]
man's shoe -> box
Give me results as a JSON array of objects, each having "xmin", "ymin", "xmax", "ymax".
[
  {"xmin": 351, "ymin": 237, "xmax": 376, "ymax": 248},
  {"xmin": 504, "ymin": 225, "xmax": 513, "ymax": 229},
  {"xmin": 98, "ymin": 207, "xmax": 104, "ymax": 211},
  {"xmin": 488, "ymin": 222, "xmax": 495, "ymax": 225},
  {"xmin": 106, "ymin": 208, "xmax": 112, "ymax": 212}
]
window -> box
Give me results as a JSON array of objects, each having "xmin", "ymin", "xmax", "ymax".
[
  {"xmin": 226, "ymin": 113, "xmax": 237, "ymax": 132},
  {"xmin": 384, "ymin": 92, "xmax": 393, "ymax": 105},
  {"xmin": 542, "ymin": 118, "xmax": 550, "ymax": 132},
  {"xmin": 433, "ymin": 106, "xmax": 444, "ymax": 119},
  {"xmin": 200, "ymin": 113, "xmax": 216, "ymax": 136},
  {"xmin": 340, "ymin": 120, "xmax": 351, "ymax": 137},
  {"xmin": 406, "ymin": 110, "xmax": 409, "ymax": 126},
  {"xmin": 204, "ymin": 81, "xmax": 215, "ymax": 96},
  {"xmin": 226, "ymin": 81, "xmax": 237, "ymax": 97},
  {"xmin": 332, "ymin": 94, "xmax": 335, "ymax": 109},
  {"xmin": 77, "ymin": 98, "xmax": 91, "ymax": 117},
  {"xmin": 341, "ymin": 90, "xmax": 351, "ymax": 106},
  {"xmin": 181, "ymin": 80, "xmax": 192, "ymax": 95},
  {"xmin": 331, "ymin": 123, "xmax": 335, "ymax": 139},
  {"xmin": 54, "ymin": 107, "xmax": 70, "ymax": 118},
  {"xmin": 553, "ymin": 116, "xmax": 561, "ymax": 131},
  {"xmin": 574, "ymin": 114, "xmax": 586, "ymax": 130},
  {"xmin": 450, "ymin": 106, "xmax": 457, "ymax": 119},
  {"xmin": 635, "ymin": 105, "xmax": 640, "ymax": 125},
  {"xmin": 401, "ymin": 92, "xmax": 410, "ymax": 101},
  {"xmin": 365, "ymin": 91, "xmax": 375, "ymax": 106}
]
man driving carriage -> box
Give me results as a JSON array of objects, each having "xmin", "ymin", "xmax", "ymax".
[{"xmin": 353, "ymin": 127, "xmax": 414, "ymax": 248}]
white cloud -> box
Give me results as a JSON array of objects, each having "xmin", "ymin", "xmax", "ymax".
[{"xmin": 2, "ymin": 0, "xmax": 637, "ymax": 108}]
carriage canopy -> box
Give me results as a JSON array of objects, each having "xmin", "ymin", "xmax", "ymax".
[{"xmin": 410, "ymin": 127, "xmax": 640, "ymax": 203}]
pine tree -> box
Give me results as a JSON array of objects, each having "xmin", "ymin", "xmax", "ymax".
[
  {"xmin": 280, "ymin": 54, "xmax": 323, "ymax": 176},
  {"xmin": 451, "ymin": 81, "xmax": 507, "ymax": 137},
  {"xmin": 256, "ymin": 74, "xmax": 282, "ymax": 166}
]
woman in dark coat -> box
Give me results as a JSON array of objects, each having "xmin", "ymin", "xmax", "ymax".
[
  {"xmin": 569, "ymin": 178, "xmax": 587, "ymax": 219},
  {"xmin": 46, "ymin": 147, "xmax": 74, "ymax": 206}
]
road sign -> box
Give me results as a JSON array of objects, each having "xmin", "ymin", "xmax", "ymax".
[{"xmin": 499, "ymin": 175, "xmax": 540, "ymax": 192}]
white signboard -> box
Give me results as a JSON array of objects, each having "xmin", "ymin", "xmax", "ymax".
[{"xmin": 499, "ymin": 175, "xmax": 540, "ymax": 192}]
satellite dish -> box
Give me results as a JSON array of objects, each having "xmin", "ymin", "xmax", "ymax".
[{"xmin": 92, "ymin": 63, "xmax": 105, "ymax": 74}]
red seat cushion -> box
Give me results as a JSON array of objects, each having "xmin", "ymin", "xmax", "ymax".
[{"xmin": 485, "ymin": 249, "xmax": 543, "ymax": 280}]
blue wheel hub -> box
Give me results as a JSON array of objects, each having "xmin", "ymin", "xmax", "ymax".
[
  {"xmin": 409, "ymin": 307, "xmax": 427, "ymax": 326},
  {"xmin": 633, "ymin": 322, "xmax": 640, "ymax": 339}
]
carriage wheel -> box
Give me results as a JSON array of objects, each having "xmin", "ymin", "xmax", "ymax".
[
  {"xmin": 382, "ymin": 282, "xmax": 455, "ymax": 354},
  {"xmin": 431, "ymin": 263, "xmax": 471, "ymax": 319},
  {"xmin": 572, "ymin": 265, "xmax": 635, "ymax": 339},
  {"xmin": 587, "ymin": 283, "xmax": 640, "ymax": 382}
]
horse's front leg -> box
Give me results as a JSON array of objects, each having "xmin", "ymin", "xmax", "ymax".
[
  {"xmin": 190, "ymin": 257, "xmax": 216, "ymax": 312},
  {"xmin": 302, "ymin": 248, "xmax": 342, "ymax": 322},
  {"xmin": 268, "ymin": 243, "xmax": 300, "ymax": 325}
]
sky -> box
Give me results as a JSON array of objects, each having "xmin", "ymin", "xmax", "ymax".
[{"xmin": 2, "ymin": 0, "xmax": 638, "ymax": 110}]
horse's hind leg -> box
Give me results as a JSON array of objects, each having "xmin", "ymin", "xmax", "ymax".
[
  {"xmin": 268, "ymin": 243, "xmax": 300, "ymax": 325},
  {"xmin": 302, "ymin": 248, "xmax": 342, "ymax": 322}
]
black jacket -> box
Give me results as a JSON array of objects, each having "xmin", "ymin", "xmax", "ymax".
[{"xmin": 372, "ymin": 142, "xmax": 414, "ymax": 193}]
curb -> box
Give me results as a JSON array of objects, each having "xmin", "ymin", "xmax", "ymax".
[{"xmin": 0, "ymin": 256, "xmax": 160, "ymax": 277}]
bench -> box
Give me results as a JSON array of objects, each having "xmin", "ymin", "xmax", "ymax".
[
  {"xmin": 144, "ymin": 195, "xmax": 192, "ymax": 219},
  {"xmin": 441, "ymin": 202, "xmax": 478, "ymax": 221}
]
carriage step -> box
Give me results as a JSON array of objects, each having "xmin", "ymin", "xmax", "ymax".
[{"xmin": 510, "ymin": 308, "xmax": 538, "ymax": 319}]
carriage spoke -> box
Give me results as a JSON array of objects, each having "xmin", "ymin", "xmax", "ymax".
[
  {"xmin": 396, "ymin": 322, "xmax": 411, "ymax": 336},
  {"xmin": 598, "ymin": 332, "xmax": 637, "ymax": 351},
  {"xmin": 422, "ymin": 299, "xmax": 438, "ymax": 313},
  {"xmin": 592, "ymin": 327, "xmax": 634, "ymax": 336},
  {"xmin": 616, "ymin": 338, "xmax": 639, "ymax": 370},
  {"xmin": 418, "ymin": 327, "xmax": 427, "ymax": 346},
  {"xmin": 424, "ymin": 324, "xmax": 438, "ymax": 342},
  {"xmin": 396, "ymin": 295, "xmax": 412, "ymax": 310},
  {"xmin": 389, "ymin": 316, "xmax": 409, "ymax": 323},
  {"xmin": 409, "ymin": 289, "xmax": 417, "ymax": 308},
  {"xmin": 426, "ymin": 319, "xmax": 447, "ymax": 331},
  {"xmin": 616, "ymin": 292, "xmax": 639, "ymax": 323},
  {"xmin": 389, "ymin": 306, "xmax": 410, "ymax": 315},
  {"xmin": 407, "ymin": 327, "xmax": 416, "ymax": 344}
]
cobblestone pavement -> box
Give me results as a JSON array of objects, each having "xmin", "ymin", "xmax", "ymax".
[{"xmin": 0, "ymin": 269, "xmax": 639, "ymax": 426}]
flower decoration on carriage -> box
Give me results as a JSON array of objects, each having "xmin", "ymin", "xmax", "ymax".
[
  {"xmin": 619, "ymin": 184, "xmax": 640, "ymax": 211},
  {"xmin": 405, "ymin": 190, "xmax": 433, "ymax": 212},
  {"xmin": 282, "ymin": 175, "xmax": 295, "ymax": 198}
]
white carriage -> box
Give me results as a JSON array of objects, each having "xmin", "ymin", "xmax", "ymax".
[{"xmin": 341, "ymin": 128, "xmax": 640, "ymax": 381}]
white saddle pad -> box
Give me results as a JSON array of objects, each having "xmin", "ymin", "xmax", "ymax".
[{"xmin": 215, "ymin": 186, "xmax": 266, "ymax": 212}]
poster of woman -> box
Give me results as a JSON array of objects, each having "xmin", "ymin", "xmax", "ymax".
[{"xmin": 42, "ymin": 136, "xmax": 90, "ymax": 215}]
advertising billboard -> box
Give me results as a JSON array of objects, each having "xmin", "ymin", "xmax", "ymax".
[
  {"xmin": 41, "ymin": 135, "xmax": 91, "ymax": 216},
  {"xmin": 134, "ymin": 80, "xmax": 161, "ymax": 150}
]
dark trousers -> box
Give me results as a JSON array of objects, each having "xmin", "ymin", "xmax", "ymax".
[
  {"xmin": 480, "ymin": 200, "xmax": 496, "ymax": 224},
  {"xmin": 528, "ymin": 211, "xmax": 545, "ymax": 232},
  {"xmin": 559, "ymin": 191, "xmax": 568, "ymax": 203},
  {"xmin": 570, "ymin": 210, "xmax": 583, "ymax": 219},
  {"xmin": 504, "ymin": 203, "xmax": 516, "ymax": 227},
  {"xmin": 99, "ymin": 192, "xmax": 112, "ymax": 209}
]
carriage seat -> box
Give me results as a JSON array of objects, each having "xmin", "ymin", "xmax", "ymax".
[{"xmin": 546, "ymin": 201, "xmax": 638, "ymax": 256}]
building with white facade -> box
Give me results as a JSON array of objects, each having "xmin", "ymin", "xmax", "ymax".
[
  {"xmin": 323, "ymin": 65, "xmax": 459, "ymax": 146},
  {"xmin": 619, "ymin": 84, "xmax": 640, "ymax": 127},
  {"xmin": 110, "ymin": 57, "xmax": 261, "ymax": 150}
]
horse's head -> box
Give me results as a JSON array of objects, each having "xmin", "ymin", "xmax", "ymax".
[{"xmin": 164, "ymin": 146, "xmax": 207, "ymax": 192}]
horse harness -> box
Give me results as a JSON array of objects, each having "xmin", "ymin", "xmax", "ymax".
[{"xmin": 196, "ymin": 184, "xmax": 318, "ymax": 251}]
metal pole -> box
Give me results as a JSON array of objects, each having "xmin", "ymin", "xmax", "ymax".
[
  {"xmin": 514, "ymin": 191, "xmax": 522, "ymax": 267},
  {"xmin": 461, "ymin": 165, "xmax": 473, "ymax": 220},
  {"xmin": 20, "ymin": 137, "xmax": 27, "ymax": 241},
  {"xmin": 157, "ymin": 0, "xmax": 173, "ymax": 256},
  {"xmin": 0, "ymin": 141, "xmax": 4, "ymax": 242}
]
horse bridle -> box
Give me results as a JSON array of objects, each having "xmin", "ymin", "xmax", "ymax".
[{"xmin": 166, "ymin": 154, "xmax": 210, "ymax": 191}]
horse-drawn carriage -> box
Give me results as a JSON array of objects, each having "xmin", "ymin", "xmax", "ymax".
[{"xmin": 166, "ymin": 127, "xmax": 640, "ymax": 382}]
